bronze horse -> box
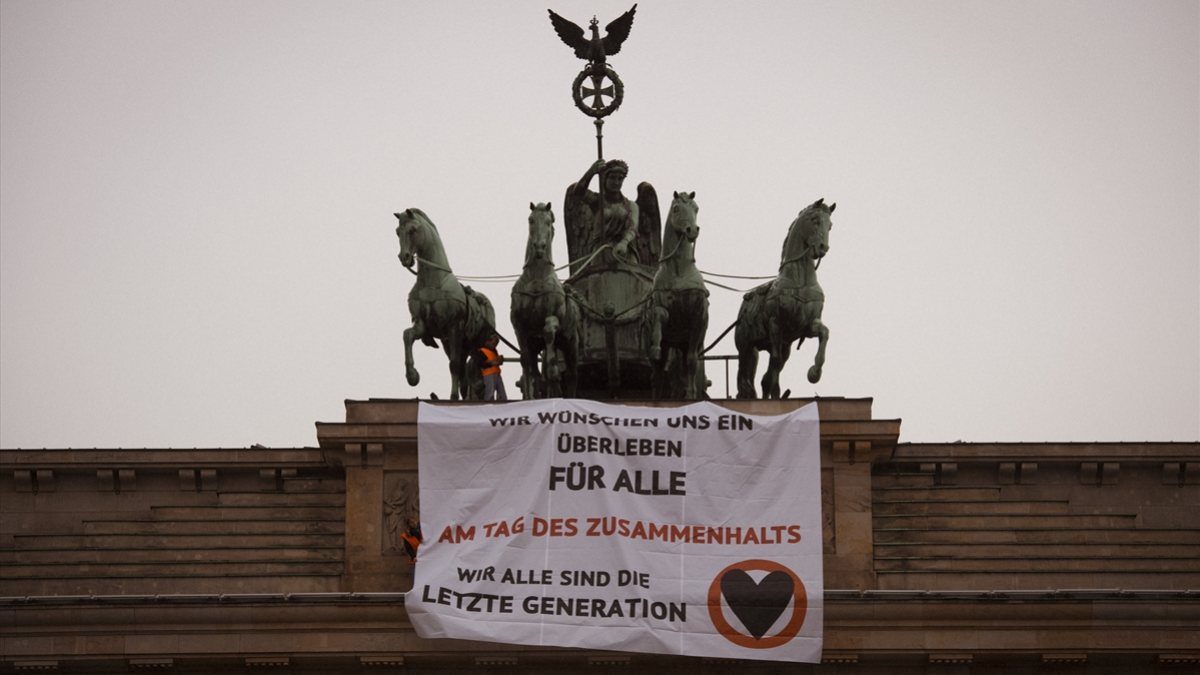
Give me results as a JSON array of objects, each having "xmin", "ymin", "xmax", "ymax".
[
  {"xmin": 642, "ymin": 191, "xmax": 708, "ymax": 399},
  {"xmin": 735, "ymin": 199, "xmax": 835, "ymax": 399},
  {"xmin": 510, "ymin": 203, "xmax": 580, "ymax": 398},
  {"xmin": 395, "ymin": 208, "xmax": 495, "ymax": 400}
]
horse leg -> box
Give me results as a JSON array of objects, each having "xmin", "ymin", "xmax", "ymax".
[
  {"xmin": 646, "ymin": 305, "xmax": 669, "ymax": 399},
  {"xmin": 684, "ymin": 311, "xmax": 708, "ymax": 399},
  {"xmin": 543, "ymin": 315, "xmax": 561, "ymax": 397},
  {"xmin": 444, "ymin": 330, "xmax": 464, "ymax": 401},
  {"xmin": 696, "ymin": 309, "xmax": 709, "ymax": 398},
  {"xmin": 655, "ymin": 350, "xmax": 672, "ymax": 400},
  {"xmin": 807, "ymin": 322, "xmax": 829, "ymax": 383},
  {"xmin": 761, "ymin": 321, "xmax": 779, "ymax": 399},
  {"xmin": 763, "ymin": 352, "xmax": 786, "ymax": 399},
  {"xmin": 646, "ymin": 305, "xmax": 666, "ymax": 362},
  {"xmin": 681, "ymin": 346, "xmax": 696, "ymax": 400},
  {"xmin": 763, "ymin": 320, "xmax": 791, "ymax": 399},
  {"xmin": 403, "ymin": 321, "xmax": 424, "ymax": 387},
  {"xmin": 735, "ymin": 335, "xmax": 758, "ymax": 399},
  {"xmin": 462, "ymin": 337, "xmax": 483, "ymax": 400},
  {"xmin": 562, "ymin": 338, "xmax": 578, "ymax": 398},
  {"xmin": 562, "ymin": 304, "xmax": 579, "ymax": 398},
  {"xmin": 515, "ymin": 331, "xmax": 538, "ymax": 400}
]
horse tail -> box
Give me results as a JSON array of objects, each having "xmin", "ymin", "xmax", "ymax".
[{"xmin": 462, "ymin": 284, "xmax": 496, "ymax": 347}]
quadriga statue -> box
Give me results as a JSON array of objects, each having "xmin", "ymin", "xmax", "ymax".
[
  {"xmin": 394, "ymin": 208, "xmax": 496, "ymax": 400},
  {"xmin": 735, "ymin": 198, "xmax": 835, "ymax": 399}
]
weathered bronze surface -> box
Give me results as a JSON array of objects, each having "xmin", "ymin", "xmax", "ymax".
[
  {"xmin": 641, "ymin": 191, "xmax": 709, "ymax": 399},
  {"xmin": 564, "ymin": 158, "xmax": 660, "ymax": 270},
  {"xmin": 551, "ymin": 6, "xmax": 637, "ymax": 155},
  {"xmin": 562, "ymin": 158, "xmax": 663, "ymax": 398},
  {"xmin": 395, "ymin": 208, "xmax": 496, "ymax": 400},
  {"xmin": 735, "ymin": 199, "xmax": 835, "ymax": 398},
  {"xmin": 392, "ymin": 8, "xmax": 837, "ymax": 400},
  {"xmin": 510, "ymin": 203, "xmax": 581, "ymax": 398},
  {"xmin": 547, "ymin": 4, "xmax": 637, "ymax": 70}
]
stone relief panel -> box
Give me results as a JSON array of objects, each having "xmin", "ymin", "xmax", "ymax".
[{"xmin": 383, "ymin": 472, "xmax": 420, "ymax": 559}]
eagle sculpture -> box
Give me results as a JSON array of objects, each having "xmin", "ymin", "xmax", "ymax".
[{"xmin": 547, "ymin": 4, "xmax": 637, "ymax": 69}]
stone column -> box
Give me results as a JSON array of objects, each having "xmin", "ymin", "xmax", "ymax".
[
  {"xmin": 342, "ymin": 443, "xmax": 385, "ymax": 591},
  {"xmin": 825, "ymin": 440, "xmax": 878, "ymax": 589}
]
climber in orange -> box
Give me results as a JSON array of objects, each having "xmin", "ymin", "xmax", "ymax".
[{"xmin": 477, "ymin": 333, "xmax": 507, "ymax": 401}]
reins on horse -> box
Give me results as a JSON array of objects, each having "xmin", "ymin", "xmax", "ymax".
[
  {"xmin": 561, "ymin": 243, "xmax": 616, "ymax": 283},
  {"xmin": 403, "ymin": 236, "xmax": 818, "ymax": 298},
  {"xmin": 778, "ymin": 243, "xmax": 830, "ymax": 272},
  {"xmin": 778, "ymin": 244, "xmax": 813, "ymax": 272},
  {"xmin": 420, "ymin": 244, "xmax": 615, "ymax": 283},
  {"xmin": 699, "ymin": 269, "xmax": 775, "ymax": 280},
  {"xmin": 399, "ymin": 254, "xmax": 454, "ymax": 276},
  {"xmin": 657, "ymin": 235, "xmax": 685, "ymax": 264},
  {"xmin": 481, "ymin": 323, "xmax": 523, "ymax": 355},
  {"xmin": 701, "ymin": 278, "xmax": 762, "ymax": 294}
]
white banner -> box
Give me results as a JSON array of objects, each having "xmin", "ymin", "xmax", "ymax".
[{"xmin": 405, "ymin": 399, "xmax": 823, "ymax": 662}]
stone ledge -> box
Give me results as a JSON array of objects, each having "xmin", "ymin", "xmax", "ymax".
[
  {"xmin": 337, "ymin": 396, "xmax": 879, "ymax": 424},
  {"xmin": 3, "ymin": 593, "xmax": 1197, "ymax": 665},
  {"xmin": 315, "ymin": 419, "xmax": 902, "ymax": 451},
  {"xmin": 0, "ymin": 448, "xmax": 328, "ymax": 470},
  {"xmin": 892, "ymin": 442, "xmax": 1200, "ymax": 463},
  {"xmin": 5, "ymin": 588, "xmax": 1195, "ymax": 607}
]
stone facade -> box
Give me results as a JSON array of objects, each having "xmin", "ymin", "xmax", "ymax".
[{"xmin": 2, "ymin": 398, "xmax": 1197, "ymax": 673}]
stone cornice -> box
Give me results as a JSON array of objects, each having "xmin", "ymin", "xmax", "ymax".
[
  {"xmin": 0, "ymin": 447, "xmax": 327, "ymax": 470},
  {"xmin": 3, "ymin": 592, "xmax": 1197, "ymax": 663},
  {"xmin": 893, "ymin": 442, "xmax": 1200, "ymax": 463}
]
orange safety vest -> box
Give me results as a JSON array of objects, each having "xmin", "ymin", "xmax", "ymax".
[
  {"xmin": 400, "ymin": 530, "xmax": 422, "ymax": 562},
  {"xmin": 480, "ymin": 346, "xmax": 501, "ymax": 376}
]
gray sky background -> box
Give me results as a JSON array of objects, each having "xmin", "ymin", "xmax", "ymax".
[{"xmin": 2, "ymin": 0, "xmax": 1197, "ymax": 449}]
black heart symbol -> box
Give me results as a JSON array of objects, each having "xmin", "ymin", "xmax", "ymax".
[{"xmin": 719, "ymin": 569, "xmax": 794, "ymax": 640}]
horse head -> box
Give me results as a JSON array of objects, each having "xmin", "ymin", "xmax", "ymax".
[
  {"xmin": 394, "ymin": 208, "xmax": 439, "ymax": 270},
  {"xmin": 783, "ymin": 198, "xmax": 835, "ymax": 265},
  {"xmin": 525, "ymin": 202, "xmax": 555, "ymax": 267},
  {"xmin": 663, "ymin": 191, "xmax": 700, "ymax": 257}
]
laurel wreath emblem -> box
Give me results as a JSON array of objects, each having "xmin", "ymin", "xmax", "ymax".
[{"xmin": 572, "ymin": 65, "xmax": 624, "ymax": 118}]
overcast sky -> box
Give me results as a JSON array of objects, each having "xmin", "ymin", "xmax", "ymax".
[{"xmin": 1, "ymin": 0, "xmax": 1196, "ymax": 449}]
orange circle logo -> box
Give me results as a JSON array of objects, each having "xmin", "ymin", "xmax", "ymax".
[{"xmin": 706, "ymin": 559, "xmax": 807, "ymax": 648}]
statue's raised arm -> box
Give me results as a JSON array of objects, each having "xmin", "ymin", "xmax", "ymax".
[{"xmin": 563, "ymin": 158, "xmax": 659, "ymax": 274}]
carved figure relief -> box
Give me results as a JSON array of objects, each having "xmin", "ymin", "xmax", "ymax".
[{"xmin": 383, "ymin": 473, "xmax": 421, "ymax": 560}]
